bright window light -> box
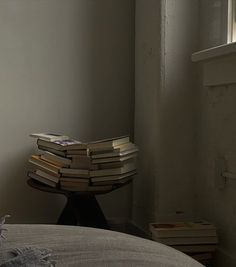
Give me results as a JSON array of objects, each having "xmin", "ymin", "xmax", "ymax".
[{"xmin": 228, "ymin": 0, "xmax": 236, "ymax": 42}]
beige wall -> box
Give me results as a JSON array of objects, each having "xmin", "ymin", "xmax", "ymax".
[
  {"xmin": 133, "ymin": 0, "xmax": 199, "ymax": 230},
  {"xmin": 195, "ymin": 1, "xmax": 236, "ymax": 265},
  {"xmin": 158, "ymin": 0, "xmax": 199, "ymax": 220},
  {"xmin": 133, "ymin": 0, "xmax": 161, "ymax": 229},
  {"xmin": 196, "ymin": 81, "xmax": 236, "ymax": 266},
  {"xmin": 134, "ymin": 0, "xmax": 236, "ymax": 265},
  {"xmin": 0, "ymin": 0, "xmax": 134, "ymax": 223}
]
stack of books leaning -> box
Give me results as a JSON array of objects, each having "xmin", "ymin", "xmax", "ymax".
[
  {"xmin": 28, "ymin": 133, "xmax": 138, "ymax": 192},
  {"xmin": 149, "ymin": 221, "xmax": 218, "ymax": 266}
]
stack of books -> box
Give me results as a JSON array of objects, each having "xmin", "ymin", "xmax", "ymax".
[
  {"xmin": 149, "ymin": 221, "xmax": 218, "ymax": 266},
  {"xmin": 28, "ymin": 133, "xmax": 138, "ymax": 192}
]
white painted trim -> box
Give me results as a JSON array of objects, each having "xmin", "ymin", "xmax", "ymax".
[
  {"xmin": 203, "ymin": 55, "xmax": 236, "ymax": 86},
  {"xmin": 192, "ymin": 41, "xmax": 236, "ymax": 62}
]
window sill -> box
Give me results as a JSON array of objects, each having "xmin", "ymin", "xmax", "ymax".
[
  {"xmin": 193, "ymin": 42, "xmax": 236, "ymax": 86},
  {"xmin": 192, "ymin": 42, "xmax": 236, "ymax": 62}
]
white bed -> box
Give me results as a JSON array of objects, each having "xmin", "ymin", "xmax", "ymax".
[{"xmin": 0, "ymin": 224, "xmax": 203, "ymax": 266}]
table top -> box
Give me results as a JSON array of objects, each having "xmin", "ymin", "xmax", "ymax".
[{"xmin": 27, "ymin": 178, "xmax": 132, "ymax": 197}]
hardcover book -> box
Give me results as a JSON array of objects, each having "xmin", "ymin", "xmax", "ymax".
[
  {"xmin": 37, "ymin": 139, "xmax": 87, "ymax": 151},
  {"xmin": 149, "ymin": 221, "xmax": 217, "ymax": 238},
  {"xmin": 28, "ymin": 171, "xmax": 57, "ymax": 188},
  {"xmin": 91, "ymin": 170, "xmax": 137, "ymax": 183},
  {"xmin": 29, "ymin": 155, "xmax": 61, "ymax": 176},
  {"xmin": 30, "ymin": 133, "xmax": 69, "ymax": 142},
  {"xmin": 90, "ymin": 162, "xmax": 136, "ymax": 177},
  {"xmin": 41, "ymin": 151, "xmax": 71, "ymax": 167},
  {"xmin": 172, "ymin": 244, "xmax": 216, "ymax": 253},
  {"xmin": 87, "ymin": 136, "xmax": 129, "ymax": 152},
  {"xmin": 151, "ymin": 235, "xmax": 218, "ymax": 245}
]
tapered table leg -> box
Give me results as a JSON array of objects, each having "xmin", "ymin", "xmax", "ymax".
[
  {"xmin": 57, "ymin": 193, "xmax": 109, "ymax": 230},
  {"xmin": 28, "ymin": 178, "xmax": 131, "ymax": 230},
  {"xmin": 57, "ymin": 199, "xmax": 77, "ymax": 225}
]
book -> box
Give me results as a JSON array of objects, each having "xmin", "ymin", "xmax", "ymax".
[
  {"xmin": 92, "ymin": 176, "xmax": 133, "ymax": 186},
  {"xmin": 69, "ymin": 155, "xmax": 98, "ymax": 170},
  {"xmin": 35, "ymin": 169, "xmax": 60, "ymax": 183},
  {"xmin": 87, "ymin": 136, "xmax": 129, "ymax": 152},
  {"xmin": 60, "ymin": 168, "xmax": 90, "ymax": 178},
  {"xmin": 38, "ymin": 146, "xmax": 88, "ymax": 157},
  {"xmin": 30, "ymin": 133, "xmax": 69, "ymax": 142},
  {"xmin": 90, "ymin": 162, "xmax": 136, "ymax": 177},
  {"xmin": 172, "ymin": 244, "xmax": 216, "ymax": 253},
  {"xmin": 149, "ymin": 221, "xmax": 217, "ymax": 238},
  {"xmin": 91, "ymin": 170, "xmax": 137, "ymax": 183},
  {"xmin": 66, "ymin": 149, "xmax": 89, "ymax": 156},
  {"xmin": 60, "ymin": 177, "xmax": 90, "ymax": 183},
  {"xmin": 91, "ymin": 145, "xmax": 138, "ymax": 158},
  {"xmin": 69, "ymin": 156, "xmax": 135, "ymax": 170},
  {"xmin": 88, "ymin": 185, "xmax": 113, "ymax": 192},
  {"xmin": 151, "ymin": 235, "xmax": 218, "ymax": 245},
  {"xmin": 98, "ymin": 160, "xmax": 129, "ymax": 169},
  {"xmin": 29, "ymin": 155, "xmax": 61, "ymax": 176},
  {"xmin": 38, "ymin": 145, "xmax": 67, "ymax": 157},
  {"xmin": 90, "ymin": 142, "xmax": 136, "ymax": 155},
  {"xmin": 37, "ymin": 139, "xmax": 87, "ymax": 151},
  {"xmin": 41, "ymin": 151, "xmax": 71, "ymax": 167},
  {"xmin": 28, "ymin": 171, "xmax": 57, "ymax": 188},
  {"xmin": 92, "ymin": 154, "xmax": 137, "ymax": 164}
]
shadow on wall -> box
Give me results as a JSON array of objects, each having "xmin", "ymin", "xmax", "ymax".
[
  {"xmin": 0, "ymin": 146, "xmax": 64, "ymax": 223},
  {"xmin": 72, "ymin": 0, "xmax": 135, "ymax": 141},
  {"xmin": 0, "ymin": 0, "xmax": 134, "ymax": 223}
]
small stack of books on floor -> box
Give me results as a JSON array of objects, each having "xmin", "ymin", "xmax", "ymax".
[
  {"xmin": 149, "ymin": 221, "xmax": 218, "ymax": 266},
  {"xmin": 28, "ymin": 133, "xmax": 138, "ymax": 192}
]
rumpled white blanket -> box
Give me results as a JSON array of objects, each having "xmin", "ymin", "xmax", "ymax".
[
  {"xmin": 1, "ymin": 224, "xmax": 203, "ymax": 267},
  {"xmin": 0, "ymin": 216, "xmax": 55, "ymax": 266}
]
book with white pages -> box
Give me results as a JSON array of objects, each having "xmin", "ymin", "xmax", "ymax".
[
  {"xmin": 28, "ymin": 171, "xmax": 57, "ymax": 188},
  {"xmin": 35, "ymin": 169, "xmax": 60, "ymax": 183},
  {"xmin": 92, "ymin": 153, "xmax": 137, "ymax": 164},
  {"xmin": 92, "ymin": 176, "xmax": 133, "ymax": 186},
  {"xmin": 41, "ymin": 151, "xmax": 71, "ymax": 166},
  {"xmin": 91, "ymin": 170, "xmax": 137, "ymax": 183},
  {"xmin": 90, "ymin": 162, "xmax": 136, "ymax": 177},
  {"xmin": 91, "ymin": 146, "xmax": 138, "ymax": 159},
  {"xmin": 87, "ymin": 136, "xmax": 129, "ymax": 152},
  {"xmin": 30, "ymin": 133, "xmax": 69, "ymax": 142}
]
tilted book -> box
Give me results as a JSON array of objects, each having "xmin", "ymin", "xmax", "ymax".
[
  {"xmin": 37, "ymin": 139, "xmax": 87, "ymax": 151},
  {"xmin": 172, "ymin": 244, "xmax": 216, "ymax": 253},
  {"xmin": 41, "ymin": 151, "xmax": 71, "ymax": 167},
  {"xmin": 30, "ymin": 132, "xmax": 69, "ymax": 142},
  {"xmin": 149, "ymin": 221, "xmax": 217, "ymax": 238},
  {"xmin": 91, "ymin": 170, "xmax": 137, "ymax": 183},
  {"xmin": 87, "ymin": 136, "xmax": 129, "ymax": 152},
  {"xmin": 28, "ymin": 171, "xmax": 57, "ymax": 188},
  {"xmin": 91, "ymin": 145, "xmax": 138, "ymax": 159},
  {"xmin": 90, "ymin": 162, "xmax": 136, "ymax": 177},
  {"xmin": 29, "ymin": 155, "xmax": 61, "ymax": 176}
]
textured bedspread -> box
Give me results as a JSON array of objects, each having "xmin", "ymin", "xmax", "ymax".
[{"xmin": 0, "ymin": 224, "xmax": 203, "ymax": 266}]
